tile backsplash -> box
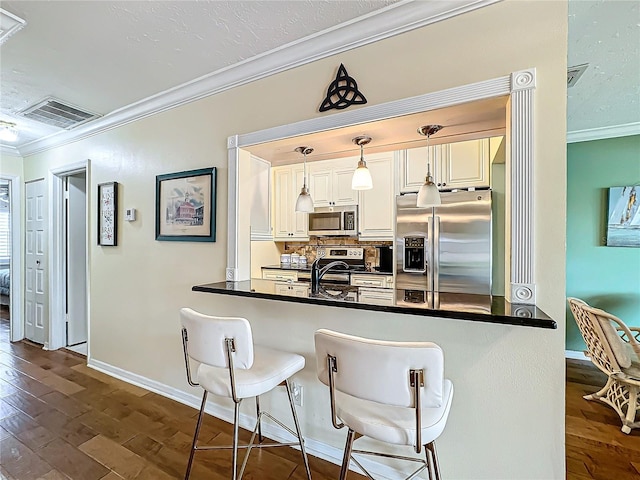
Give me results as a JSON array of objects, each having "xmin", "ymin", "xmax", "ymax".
[{"xmin": 283, "ymin": 238, "xmax": 392, "ymax": 268}]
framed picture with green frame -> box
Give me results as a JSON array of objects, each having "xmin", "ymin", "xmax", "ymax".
[{"xmin": 155, "ymin": 167, "xmax": 217, "ymax": 242}]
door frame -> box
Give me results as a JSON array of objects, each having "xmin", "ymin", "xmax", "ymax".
[
  {"xmin": 0, "ymin": 174, "xmax": 23, "ymax": 342},
  {"xmin": 49, "ymin": 160, "xmax": 90, "ymax": 351}
]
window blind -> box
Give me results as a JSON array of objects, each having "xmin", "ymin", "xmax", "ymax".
[{"xmin": 0, "ymin": 210, "xmax": 9, "ymax": 259}]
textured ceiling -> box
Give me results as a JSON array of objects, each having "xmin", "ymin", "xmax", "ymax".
[
  {"xmin": 1, "ymin": 0, "xmax": 638, "ymax": 152},
  {"xmin": 567, "ymin": 0, "xmax": 640, "ymax": 132},
  {"xmin": 0, "ymin": 0, "xmax": 398, "ymax": 147}
]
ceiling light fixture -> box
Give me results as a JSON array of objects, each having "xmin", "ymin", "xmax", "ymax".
[
  {"xmin": 0, "ymin": 121, "xmax": 18, "ymax": 143},
  {"xmin": 416, "ymin": 125, "xmax": 444, "ymax": 208},
  {"xmin": 294, "ymin": 146, "xmax": 315, "ymax": 213},
  {"xmin": 351, "ymin": 136, "xmax": 373, "ymax": 190}
]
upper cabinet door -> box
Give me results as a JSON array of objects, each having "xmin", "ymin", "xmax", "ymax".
[
  {"xmin": 272, "ymin": 165, "xmax": 308, "ymax": 241},
  {"xmin": 358, "ymin": 152, "xmax": 396, "ymax": 240},
  {"xmin": 309, "ymin": 159, "xmax": 359, "ymax": 206},
  {"xmin": 272, "ymin": 167, "xmax": 292, "ymax": 239},
  {"xmin": 440, "ymin": 138, "xmax": 490, "ymax": 189},
  {"xmin": 332, "ymin": 166, "xmax": 359, "ymax": 206},
  {"xmin": 401, "ymin": 139, "xmax": 490, "ymax": 192},
  {"xmin": 309, "ymin": 167, "xmax": 332, "ymax": 207},
  {"xmin": 291, "ymin": 166, "xmax": 309, "ymax": 239},
  {"xmin": 400, "ymin": 146, "xmax": 436, "ymax": 193}
]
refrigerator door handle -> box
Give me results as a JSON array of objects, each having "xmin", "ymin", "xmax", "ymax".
[{"xmin": 433, "ymin": 215, "xmax": 440, "ymax": 293}]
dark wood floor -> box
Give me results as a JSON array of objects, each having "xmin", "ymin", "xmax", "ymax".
[
  {"xmin": 566, "ymin": 358, "xmax": 640, "ymax": 479},
  {"xmin": 0, "ymin": 318, "xmax": 360, "ymax": 480},
  {"xmin": 1, "ymin": 314, "xmax": 638, "ymax": 480}
]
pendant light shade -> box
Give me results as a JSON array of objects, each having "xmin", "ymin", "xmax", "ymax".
[
  {"xmin": 295, "ymin": 146, "xmax": 315, "ymax": 213},
  {"xmin": 295, "ymin": 186, "xmax": 314, "ymax": 212},
  {"xmin": 416, "ymin": 125, "xmax": 444, "ymax": 208},
  {"xmin": 417, "ymin": 174, "xmax": 441, "ymax": 207},
  {"xmin": 351, "ymin": 136, "xmax": 373, "ymax": 190}
]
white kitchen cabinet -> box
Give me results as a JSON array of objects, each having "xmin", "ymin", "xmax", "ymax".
[
  {"xmin": 358, "ymin": 152, "xmax": 396, "ymax": 240},
  {"xmin": 262, "ymin": 269, "xmax": 298, "ymax": 281},
  {"xmin": 309, "ymin": 159, "xmax": 359, "ymax": 207},
  {"xmin": 350, "ymin": 274, "xmax": 394, "ymax": 288},
  {"xmin": 400, "ymin": 138, "xmax": 491, "ymax": 192},
  {"xmin": 272, "ymin": 165, "xmax": 309, "ymax": 241},
  {"xmin": 275, "ymin": 282, "xmax": 309, "ymax": 297},
  {"xmin": 441, "ymin": 138, "xmax": 490, "ymax": 189},
  {"xmin": 358, "ymin": 287, "xmax": 395, "ymax": 306},
  {"xmin": 250, "ymin": 155, "xmax": 272, "ymax": 240}
]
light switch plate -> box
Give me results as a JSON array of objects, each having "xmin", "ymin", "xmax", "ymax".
[{"xmin": 125, "ymin": 208, "xmax": 136, "ymax": 221}]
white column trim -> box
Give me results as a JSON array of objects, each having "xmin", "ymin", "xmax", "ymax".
[
  {"xmin": 227, "ymin": 136, "xmax": 240, "ymax": 281},
  {"xmin": 508, "ymin": 69, "xmax": 536, "ymax": 304}
]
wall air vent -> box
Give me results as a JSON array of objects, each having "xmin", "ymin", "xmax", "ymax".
[
  {"xmin": 19, "ymin": 97, "xmax": 101, "ymax": 130},
  {"xmin": 567, "ymin": 63, "xmax": 589, "ymax": 88}
]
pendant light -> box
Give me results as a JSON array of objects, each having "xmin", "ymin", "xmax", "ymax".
[
  {"xmin": 416, "ymin": 125, "xmax": 444, "ymax": 207},
  {"xmin": 0, "ymin": 121, "xmax": 18, "ymax": 143},
  {"xmin": 294, "ymin": 146, "xmax": 315, "ymax": 213},
  {"xmin": 351, "ymin": 136, "xmax": 373, "ymax": 190}
]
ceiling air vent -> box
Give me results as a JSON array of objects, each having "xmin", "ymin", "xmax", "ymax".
[
  {"xmin": 567, "ymin": 63, "xmax": 589, "ymax": 88},
  {"xmin": 20, "ymin": 97, "xmax": 101, "ymax": 130},
  {"xmin": 0, "ymin": 8, "xmax": 26, "ymax": 45}
]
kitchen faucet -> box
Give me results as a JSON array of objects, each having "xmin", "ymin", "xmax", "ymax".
[{"xmin": 310, "ymin": 259, "xmax": 349, "ymax": 294}]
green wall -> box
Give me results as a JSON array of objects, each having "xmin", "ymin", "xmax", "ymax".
[{"xmin": 566, "ymin": 135, "xmax": 640, "ymax": 351}]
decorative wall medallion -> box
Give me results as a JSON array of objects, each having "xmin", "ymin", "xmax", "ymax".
[{"xmin": 319, "ymin": 64, "xmax": 367, "ymax": 112}]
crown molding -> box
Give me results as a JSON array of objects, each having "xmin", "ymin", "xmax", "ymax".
[
  {"xmin": 567, "ymin": 121, "xmax": 640, "ymax": 144},
  {"xmin": 0, "ymin": 144, "xmax": 21, "ymax": 156},
  {"xmin": 17, "ymin": 0, "xmax": 501, "ymax": 157}
]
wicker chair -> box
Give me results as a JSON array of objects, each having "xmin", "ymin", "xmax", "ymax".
[{"xmin": 568, "ymin": 297, "xmax": 640, "ymax": 434}]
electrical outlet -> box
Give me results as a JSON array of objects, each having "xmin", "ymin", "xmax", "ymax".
[{"xmin": 291, "ymin": 382, "xmax": 303, "ymax": 407}]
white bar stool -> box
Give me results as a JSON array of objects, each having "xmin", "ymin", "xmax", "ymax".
[
  {"xmin": 314, "ymin": 329, "xmax": 453, "ymax": 480},
  {"xmin": 180, "ymin": 308, "xmax": 312, "ymax": 480}
]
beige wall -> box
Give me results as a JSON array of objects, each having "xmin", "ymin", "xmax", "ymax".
[
  {"xmin": 0, "ymin": 152, "xmax": 23, "ymax": 177},
  {"xmin": 22, "ymin": 1, "xmax": 568, "ymax": 478}
]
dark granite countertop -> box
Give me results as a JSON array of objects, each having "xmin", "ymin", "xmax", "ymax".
[{"xmin": 193, "ymin": 279, "xmax": 557, "ymax": 329}]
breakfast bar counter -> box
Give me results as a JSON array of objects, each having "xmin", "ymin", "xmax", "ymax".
[{"xmin": 192, "ymin": 279, "xmax": 556, "ymax": 329}]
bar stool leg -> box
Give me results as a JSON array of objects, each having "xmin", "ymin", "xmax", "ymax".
[
  {"xmin": 339, "ymin": 428, "xmax": 356, "ymax": 480},
  {"xmin": 185, "ymin": 390, "xmax": 208, "ymax": 480},
  {"xmin": 232, "ymin": 400, "xmax": 242, "ymax": 480},
  {"xmin": 285, "ymin": 379, "xmax": 312, "ymax": 480},
  {"xmin": 426, "ymin": 441, "xmax": 441, "ymax": 480},
  {"xmin": 255, "ymin": 396, "xmax": 263, "ymax": 443}
]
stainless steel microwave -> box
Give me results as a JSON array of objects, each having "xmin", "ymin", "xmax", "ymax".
[{"xmin": 308, "ymin": 206, "xmax": 358, "ymax": 236}]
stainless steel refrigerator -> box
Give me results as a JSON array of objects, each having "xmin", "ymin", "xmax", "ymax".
[{"xmin": 395, "ymin": 190, "xmax": 492, "ymax": 296}]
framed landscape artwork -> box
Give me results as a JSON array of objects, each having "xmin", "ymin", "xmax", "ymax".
[
  {"xmin": 606, "ymin": 185, "xmax": 639, "ymax": 247},
  {"xmin": 98, "ymin": 181, "xmax": 118, "ymax": 246},
  {"xmin": 155, "ymin": 167, "xmax": 217, "ymax": 242}
]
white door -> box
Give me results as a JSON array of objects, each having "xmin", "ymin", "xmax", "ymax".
[
  {"xmin": 25, "ymin": 179, "xmax": 47, "ymax": 344},
  {"xmin": 66, "ymin": 173, "xmax": 87, "ymax": 346}
]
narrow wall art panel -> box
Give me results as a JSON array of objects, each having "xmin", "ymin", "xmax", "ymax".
[
  {"xmin": 98, "ymin": 182, "xmax": 118, "ymax": 246},
  {"xmin": 607, "ymin": 185, "xmax": 639, "ymax": 247}
]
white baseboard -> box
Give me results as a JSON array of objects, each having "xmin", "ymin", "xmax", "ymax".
[
  {"xmin": 87, "ymin": 358, "xmax": 408, "ymax": 480},
  {"xmin": 565, "ymin": 350, "xmax": 589, "ymax": 361}
]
